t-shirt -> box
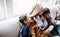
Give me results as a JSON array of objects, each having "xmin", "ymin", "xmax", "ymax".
[
  {"xmin": 22, "ymin": 25, "xmax": 29, "ymax": 37},
  {"xmin": 34, "ymin": 15, "xmax": 48, "ymax": 30}
]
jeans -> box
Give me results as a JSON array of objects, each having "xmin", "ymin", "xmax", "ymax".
[
  {"xmin": 48, "ymin": 25, "xmax": 60, "ymax": 37},
  {"xmin": 56, "ymin": 25, "xmax": 60, "ymax": 36}
]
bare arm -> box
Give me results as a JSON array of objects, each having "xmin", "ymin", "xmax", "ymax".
[{"xmin": 44, "ymin": 25, "xmax": 54, "ymax": 33}]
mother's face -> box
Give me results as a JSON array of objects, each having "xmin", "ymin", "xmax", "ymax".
[{"xmin": 38, "ymin": 11, "xmax": 43, "ymax": 15}]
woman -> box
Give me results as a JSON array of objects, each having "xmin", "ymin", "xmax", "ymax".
[{"xmin": 27, "ymin": 4, "xmax": 49, "ymax": 37}]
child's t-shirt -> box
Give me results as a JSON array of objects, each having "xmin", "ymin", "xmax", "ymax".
[{"xmin": 22, "ymin": 25, "xmax": 29, "ymax": 37}]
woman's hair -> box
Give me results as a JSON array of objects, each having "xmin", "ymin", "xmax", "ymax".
[
  {"xmin": 32, "ymin": 4, "xmax": 43, "ymax": 13},
  {"xmin": 42, "ymin": 8, "xmax": 50, "ymax": 16},
  {"xmin": 27, "ymin": 4, "xmax": 43, "ymax": 17}
]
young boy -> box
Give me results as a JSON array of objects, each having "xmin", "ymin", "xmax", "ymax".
[
  {"xmin": 42, "ymin": 8, "xmax": 59, "ymax": 37},
  {"xmin": 20, "ymin": 16, "xmax": 30, "ymax": 37}
]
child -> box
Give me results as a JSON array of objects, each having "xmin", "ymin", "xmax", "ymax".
[
  {"xmin": 42, "ymin": 8, "xmax": 59, "ymax": 37},
  {"xmin": 20, "ymin": 16, "xmax": 30, "ymax": 37}
]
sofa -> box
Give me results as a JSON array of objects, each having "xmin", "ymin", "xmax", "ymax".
[{"xmin": 0, "ymin": 16, "xmax": 21, "ymax": 37}]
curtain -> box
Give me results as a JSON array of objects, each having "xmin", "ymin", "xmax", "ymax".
[{"xmin": 0, "ymin": 0, "xmax": 59, "ymax": 21}]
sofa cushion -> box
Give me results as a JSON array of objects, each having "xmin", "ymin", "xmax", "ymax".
[{"xmin": 0, "ymin": 16, "xmax": 20, "ymax": 37}]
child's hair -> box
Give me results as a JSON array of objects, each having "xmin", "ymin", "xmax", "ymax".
[
  {"xmin": 42, "ymin": 8, "xmax": 50, "ymax": 16},
  {"xmin": 20, "ymin": 16, "xmax": 27, "ymax": 24}
]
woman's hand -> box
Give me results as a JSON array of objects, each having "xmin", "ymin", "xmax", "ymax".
[{"xmin": 43, "ymin": 31, "xmax": 49, "ymax": 35}]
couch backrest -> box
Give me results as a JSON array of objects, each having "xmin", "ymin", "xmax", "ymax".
[{"xmin": 0, "ymin": 16, "xmax": 20, "ymax": 37}]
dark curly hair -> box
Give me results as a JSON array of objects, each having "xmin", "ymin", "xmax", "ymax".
[
  {"xmin": 42, "ymin": 8, "xmax": 50, "ymax": 16},
  {"xmin": 19, "ymin": 16, "xmax": 27, "ymax": 24}
]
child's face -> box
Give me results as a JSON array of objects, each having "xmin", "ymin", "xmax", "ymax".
[
  {"xmin": 27, "ymin": 17, "xmax": 32, "ymax": 23},
  {"xmin": 24, "ymin": 17, "xmax": 31, "ymax": 26},
  {"xmin": 24, "ymin": 20, "xmax": 28, "ymax": 26},
  {"xmin": 44, "ymin": 13, "xmax": 50, "ymax": 19}
]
